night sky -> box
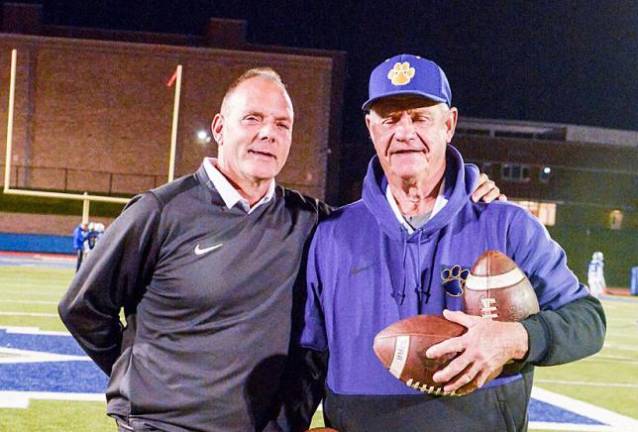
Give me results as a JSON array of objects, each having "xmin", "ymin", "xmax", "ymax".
[{"xmin": 21, "ymin": 1, "xmax": 638, "ymax": 184}]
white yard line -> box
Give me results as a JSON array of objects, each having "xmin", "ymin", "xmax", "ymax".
[
  {"xmin": 0, "ymin": 300, "xmax": 58, "ymax": 305},
  {"xmin": 604, "ymin": 318, "xmax": 637, "ymax": 324},
  {"xmin": 0, "ymin": 391, "xmax": 104, "ymax": 408},
  {"xmin": 602, "ymin": 343, "xmax": 638, "ymax": 352},
  {"xmin": 0, "ymin": 312, "xmax": 58, "ymax": 317},
  {"xmin": 530, "ymin": 422, "xmax": 625, "ymax": 431},
  {"xmin": 604, "ymin": 334, "xmax": 638, "ymax": 340},
  {"xmin": 0, "ymin": 347, "xmax": 90, "ymax": 363},
  {"xmin": 578, "ymin": 357, "xmax": 638, "ymax": 365},
  {"xmin": 531, "ymin": 387, "xmax": 638, "ymax": 430},
  {"xmin": 536, "ymin": 379, "xmax": 638, "ymax": 389},
  {"xmin": 0, "ymin": 291, "xmax": 64, "ymax": 298},
  {"xmin": 587, "ymin": 353, "xmax": 636, "ymax": 360},
  {"xmin": 605, "ymin": 329, "xmax": 638, "ymax": 334},
  {"xmin": 0, "ymin": 326, "xmax": 69, "ymax": 336}
]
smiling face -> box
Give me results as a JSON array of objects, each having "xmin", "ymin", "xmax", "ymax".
[
  {"xmin": 212, "ymin": 75, "xmax": 294, "ymax": 186},
  {"xmin": 365, "ymin": 96, "xmax": 457, "ymax": 185}
]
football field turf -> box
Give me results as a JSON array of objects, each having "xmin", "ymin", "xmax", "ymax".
[{"xmin": 1, "ymin": 258, "xmax": 637, "ymax": 431}]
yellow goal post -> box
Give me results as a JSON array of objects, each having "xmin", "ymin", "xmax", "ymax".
[{"xmin": 2, "ymin": 49, "xmax": 183, "ymax": 224}]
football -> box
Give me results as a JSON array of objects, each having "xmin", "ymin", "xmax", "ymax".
[
  {"xmin": 373, "ymin": 315, "xmax": 466, "ymax": 395},
  {"xmin": 464, "ymin": 250, "xmax": 540, "ymax": 322}
]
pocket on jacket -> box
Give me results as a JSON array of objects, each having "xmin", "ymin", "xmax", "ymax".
[
  {"xmin": 497, "ymin": 398, "xmax": 517, "ymax": 432},
  {"xmin": 495, "ymin": 376, "xmax": 531, "ymax": 432}
]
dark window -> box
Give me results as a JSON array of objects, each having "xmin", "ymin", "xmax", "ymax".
[
  {"xmin": 494, "ymin": 131, "xmax": 535, "ymax": 139},
  {"xmin": 511, "ymin": 165, "xmax": 521, "ymax": 179},
  {"xmin": 502, "ymin": 164, "xmax": 511, "ymax": 179},
  {"xmin": 456, "ymin": 128, "xmax": 490, "ymax": 136},
  {"xmin": 501, "ymin": 163, "xmax": 531, "ymax": 183}
]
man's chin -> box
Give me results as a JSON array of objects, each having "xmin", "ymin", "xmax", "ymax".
[
  {"xmin": 245, "ymin": 167, "xmax": 280, "ymax": 183},
  {"xmin": 389, "ymin": 164, "xmax": 429, "ymax": 180}
]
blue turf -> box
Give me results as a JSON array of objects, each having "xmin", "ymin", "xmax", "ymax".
[
  {"xmin": 0, "ymin": 330, "xmax": 611, "ymax": 426},
  {"xmin": 528, "ymin": 398, "xmax": 605, "ymax": 425},
  {"xmin": 0, "ymin": 362, "xmax": 107, "ymax": 393},
  {"xmin": 0, "ymin": 234, "xmax": 74, "ymax": 254},
  {"xmin": 0, "ymin": 330, "xmax": 85, "ymax": 356}
]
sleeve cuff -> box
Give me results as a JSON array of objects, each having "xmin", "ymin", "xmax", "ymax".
[{"xmin": 521, "ymin": 314, "xmax": 551, "ymax": 364}]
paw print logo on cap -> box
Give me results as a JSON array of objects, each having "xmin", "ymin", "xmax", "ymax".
[{"xmin": 387, "ymin": 61, "xmax": 415, "ymax": 86}]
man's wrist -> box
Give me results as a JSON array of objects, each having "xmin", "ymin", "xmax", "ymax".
[{"xmin": 511, "ymin": 322, "xmax": 529, "ymax": 360}]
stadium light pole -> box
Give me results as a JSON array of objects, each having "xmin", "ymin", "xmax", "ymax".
[
  {"xmin": 168, "ymin": 65, "xmax": 183, "ymax": 182},
  {"xmin": 3, "ymin": 49, "xmax": 17, "ymax": 193}
]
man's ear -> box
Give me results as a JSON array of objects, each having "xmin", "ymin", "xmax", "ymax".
[
  {"xmin": 365, "ymin": 112, "xmax": 374, "ymax": 136},
  {"xmin": 445, "ymin": 107, "xmax": 458, "ymax": 143},
  {"xmin": 211, "ymin": 113, "xmax": 224, "ymax": 146}
]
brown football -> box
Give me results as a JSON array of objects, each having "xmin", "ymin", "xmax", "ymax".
[
  {"xmin": 464, "ymin": 250, "xmax": 540, "ymax": 322},
  {"xmin": 373, "ymin": 315, "xmax": 466, "ymax": 395}
]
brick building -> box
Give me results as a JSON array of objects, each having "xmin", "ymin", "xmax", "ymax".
[
  {"xmin": 0, "ymin": 2, "xmax": 345, "ymax": 237},
  {"xmin": 454, "ymin": 117, "xmax": 638, "ymax": 287}
]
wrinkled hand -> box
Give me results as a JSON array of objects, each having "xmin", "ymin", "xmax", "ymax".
[
  {"xmin": 425, "ymin": 310, "xmax": 528, "ymax": 395},
  {"xmin": 471, "ymin": 173, "xmax": 507, "ymax": 203}
]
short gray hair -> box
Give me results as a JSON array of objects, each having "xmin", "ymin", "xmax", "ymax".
[{"xmin": 220, "ymin": 67, "xmax": 287, "ymax": 112}]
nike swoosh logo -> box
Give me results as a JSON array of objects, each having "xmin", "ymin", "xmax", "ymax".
[
  {"xmin": 350, "ymin": 263, "xmax": 374, "ymax": 275},
  {"xmin": 194, "ymin": 243, "xmax": 223, "ymax": 256}
]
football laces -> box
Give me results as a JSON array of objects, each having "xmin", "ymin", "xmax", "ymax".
[
  {"xmin": 405, "ymin": 378, "xmax": 458, "ymax": 397},
  {"xmin": 480, "ymin": 297, "xmax": 498, "ymax": 319}
]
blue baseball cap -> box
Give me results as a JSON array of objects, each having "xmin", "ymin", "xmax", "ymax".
[{"xmin": 362, "ymin": 54, "xmax": 452, "ymax": 111}]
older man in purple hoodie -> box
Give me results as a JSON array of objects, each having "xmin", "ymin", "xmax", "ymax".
[{"xmin": 300, "ymin": 54, "xmax": 605, "ymax": 432}]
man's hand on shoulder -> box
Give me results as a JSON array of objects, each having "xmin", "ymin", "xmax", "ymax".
[
  {"xmin": 472, "ymin": 173, "xmax": 507, "ymax": 203},
  {"xmin": 425, "ymin": 309, "xmax": 528, "ymax": 395}
]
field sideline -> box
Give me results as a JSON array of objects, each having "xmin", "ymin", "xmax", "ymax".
[{"xmin": 0, "ymin": 256, "xmax": 637, "ymax": 431}]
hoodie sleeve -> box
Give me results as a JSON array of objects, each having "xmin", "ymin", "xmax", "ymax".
[
  {"xmin": 299, "ymin": 227, "xmax": 329, "ymax": 352},
  {"xmin": 58, "ymin": 193, "xmax": 162, "ymax": 375},
  {"xmin": 271, "ymin": 221, "xmax": 329, "ymax": 431},
  {"xmin": 506, "ymin": 208, "xmax": 606, "ymax": 366}
]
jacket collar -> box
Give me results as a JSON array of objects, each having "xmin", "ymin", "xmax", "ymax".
[{"xmin": 362, "ymin": 145, "xmax": 478, "ymax": 242}]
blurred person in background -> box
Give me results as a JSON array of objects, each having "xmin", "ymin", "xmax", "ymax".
[
  {"xmin": 588, "ymin": 251, "xmax": 606, "ymax": 298},
  {"xmin": 72, "ymin": 222, "xmax": 88, "ymax": 271}
]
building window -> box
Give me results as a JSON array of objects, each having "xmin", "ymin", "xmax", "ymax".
[
  {"xmin": 514, "ymin": 200, "xmax": 557, "ymax": 226},
  {"xmin": 481, "ymin": 162, "xmax": 493, "ymax": 176},
  {"xmin": 456, "ymin": 128, "xmax": 490, "ymax": 136},
  {"xmin": 494, "ymin": 131, "xmax": 535, "ymax": 139},
  {"xmin": 609, "ymin": 210, "xmax": 623, "ymax": 230},
  {"xmin": 501, "ymin": 163, "xmax": 531, "ymax": 183}
]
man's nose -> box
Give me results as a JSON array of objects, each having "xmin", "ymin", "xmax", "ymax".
[
  {"xmin": 394, "ymin": 114, "xmax": 416, "ymax": 141},
  {"xmin": 258, "ymin": 121, "xmax": 276, "ymax": 142}
]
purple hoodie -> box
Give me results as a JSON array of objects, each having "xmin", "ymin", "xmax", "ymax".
[{"xmin": 300, "ymin": 145, "xmax": 590, "ymax": 396}]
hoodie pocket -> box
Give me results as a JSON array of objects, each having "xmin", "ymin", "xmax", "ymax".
[
  {"xmin": 497, "ymin": 398, "xmax": 517, "ymax": 432},
  {"xmin": 495, "ymin": 377, "xmax": 529, "ymax": 432}
]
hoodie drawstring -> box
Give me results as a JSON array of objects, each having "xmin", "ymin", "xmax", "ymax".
[
  {"xmin": 392, "ymin": 227, "xmax": 444, "ymax": 309},
  {"xmin": 392, "ymin": 227, "xmax": 442, "ymax": 310},
  {"xmin": 392, "ymin": 230, "xmax": 409, "ymax": 305},
  {"xmin": 417, "ymin": 228, "xmax": 444, "ymax": 313},
  {"xmin": 414, "ymin": 230, "xmax": 423, "ymax": 304}
]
